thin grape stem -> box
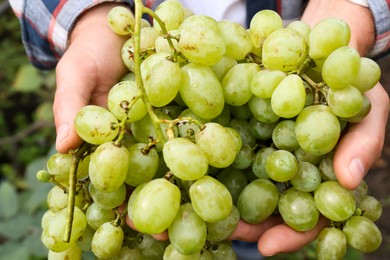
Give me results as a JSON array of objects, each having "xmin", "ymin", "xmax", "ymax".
[
  {"xmin": 114, "ymin": 119, "xmax": 128, "ymax": 146},
  {"xmin": 134, "ymin": 0, "xmax": 167, "ymax": 145},
  {"xmin": 64, "ymin": 142, "xmax": 91, "ymax": 243}
]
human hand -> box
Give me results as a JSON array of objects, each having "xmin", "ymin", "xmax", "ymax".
[{"xmin": 53, "ymin": 3, "xmax": 130, "ymax": 153}]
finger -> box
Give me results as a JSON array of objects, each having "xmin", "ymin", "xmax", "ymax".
[
  {"xmin": 228, "ymin": 215, "xmax": 284, "ymax": 242},
  {"xmin": 333, "ymin": 84, "xmax": 389, "ymax": 190},
  {"xmin": 125, "ymin": 214, "xmax": 169, "ymax": 241},
  {"xmin": 258, "ymin": 216, "xmax": 330, "ymax": 256}
]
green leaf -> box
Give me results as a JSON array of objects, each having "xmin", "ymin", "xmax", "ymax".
[
  {"xmin": 12, "ymin": 64, "xmax": 42, "ymax": 92},
  {"xmin": 0, "ymin": 214, "xmax": 32, "ymax": 240},
  {"xmin": 0, "ymin": 181, "xmax": 19, "ymax": 219}
]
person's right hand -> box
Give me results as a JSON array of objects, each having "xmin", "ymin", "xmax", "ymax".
[{"xmin": 53, "ymin": 3, "xmax": 130, "ymax": 154}]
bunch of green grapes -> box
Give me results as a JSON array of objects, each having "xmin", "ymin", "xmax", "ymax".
[{"xmin": 37, "ymin": 0, "xmax": 383, "ymax": 259}]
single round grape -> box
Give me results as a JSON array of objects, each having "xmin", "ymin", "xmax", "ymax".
[
  {"xmin": 272, "ymin": 120, "xmax": 299, "ymax": 151},
  {"xmin": 211, "ymin": 56, "xmax": 238, "ymax": 81},
  {"xmin": 189, "ymin": 175, "xmax": 233, "ymax": 223},
  {"xmin": 344, "ymin": 95, "xmax": 371, "ymax": 123},
  {"xmin": 343, "ymin": 215, "xmax": 382, "ymax": 253},
  {"xmin": 153, "ymin": 0, "xmax": 185, "ymax": 32},
  {"xmin": 229, "ymin": 103, "xmax": 252, "ymax": 121},
  {"xmin": 293, "ymin": 146, "xmax": 324, "ymax": 165},
  {"xmin": 136, "ymin": 233, "xmax": 170, "ymax": 259},
  {"xmin": 74, "ymin": 105, "xmax": 119, "ymax": 145},
  {"xmin": 178, "ymin": 108, "xmax": 209, "ymax": 138},
  {"xmin": 290, "ymin": 161, "xmax": 321, "ymax": 192},
  {"xmin": 248, "ymin": 9, "xmax": 283, "ymax": 49},
  {"xmin": 121, "ymin": 38, "xmax": 136, "ymax": 72},
  {"xmin": 249, "ymin": 117, "xmax": 278, "ymax": 141},
  {"xmin": 287, "ymin": 20, "xmax": 311, "ymax": 44},
  {"xmin": 278, "ymin": 187, "xmax": 319, "ymax": 231},
  {"xmin": 47, "ymin": 185, "xmax": 85, "ymax": 212},
  {"xmin": 163, "ymin": 137, "xmax": 208, "ymax": 181},
  {"xmin": 358, "ymin": 195, "xmax": 383, "ymax": 222},
  {"xmin": 46, "ymin": 152, "xmax": 72, "ymax": 177},
  {"xmin": 265, "ymin": 150, "xmax": 299, "ymax": 182},
  {"xmin": 316, "ymin": 227, "xmax": 347, "ymax": 260},
  {"xmin": 179, "ymin": 14, "xmax": 219, "ymax": 32},
  {"xmin": 252, "ymin": 147, "xmax": 275, "ymax": 179},
  {"xmin": 237, "ymin": 179, "xmax": 279, "ymax": 224},
  {"xmin": 163, "ymin": 243, "xmax": 201, "ymax": 260},
  {"xmin": 36, "ymin": 170, "xmax": 52, "ymax": 183},
  {"xmin": 89, "ymin": 183, "xmax": 126, "ymax": 210},
  {"xmin": 314, "ymin": 181, "xmax": 356, "ymax": 221},
  {"xmin": 232, "ymin": 145, "xmax": 254, "ymax": 170},
  {"xmin": 352, "ymin": 57, "xmax": 381, "ymax": 93},
  {"xmin": 86, "ymin": 202, "xmax": 116, "ymax": 230},
  {"xmin": 107, "ymin": 6, "xmax": 134, "ymax": 35},
  {"xmin": 217, "ymin": 167, "xmax": 248, "ymax": 205},
  {"xmin": 77, "ymin": 225, "xmax": 95, "ymax": 252},
  {"xmin": 248, "ymin": 96, "xmax": 280, "ymax": 124},
  {"xmin": 91, "ymin": 222, "xmax": 124, "ymax": 259},
  {"xmin": 250, "ymin": 69, "xmax": 286, "ymax": 99},
  {"xmin": 227, "ymin": 119, "xmax": 256, "ymax": 148},
  {"xmin": 207, "ymin": 240, "xmax": 237, "ymax": 259},
  {"xmin": 327, "ymin": 85, "xmax": 363, "ymax": 118},
  {"xmin": 48, "ymin": 242, "xmax": 82, "ymax": 260},
  {"xmin": 206, "ymin": 205, "xmax": 240, "ymax": 242}
]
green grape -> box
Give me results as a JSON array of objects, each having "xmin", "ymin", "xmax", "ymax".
[
  {"xmin": 290, "ymin": 161, "xmax": 321, "ymax": 193},
  {"xmin": 322, "ymin": 46, "xmax": 361, "ymax": 90},
  {"xmin": 107, "ymin": 6, "xmax": 134, "ymax": 35},
  {"xmin": 262, "ymin": 28, "xmax": 308, "ymax": 72},
  {"xmin": 248, "ymin": 96, "xmax": 280, "ymax": 124},
  {"xmin": 250, "ymin": 69, "xmax": 286, "ymax": 99},
  {"xmin": 272, "ymin": 120, "xmax": 299, "ymax": 151},
  {"xmin": 48, "ymin": 242, "xmax": 82, "ymax": 260},
  {"xmin": 178, "ymin": 14, "xmax": 219, "ymax": 33},
  {"xmin": 316, "ymin": 227, "xmax": 347, "ymax": 260},
  {"xmin": 47, "ymin": 152, "xmax": 72, "ymax": 177},
  {"xmin": 136, "ymin": 233, "xmax": 169, "ymax": 259},
  {"xmin": 221, "ymin": 63, "xmax": 260, "ymax": 106},
  {"xmin": 180, "ymin": 63, "xmax": 225, "ymax": 119},
  {"xmin": 86, "ymin": 202, "xmax": 116, "ymax": 230},
  {"xmin": 74, "ymin": 105, "xmax": 119, "ymax": 145},
  {"xmin": 168, "ymin": 203, "xmax": 207, "ymax": 255},
  {"xmin": 229, "ymin": 103, "xmax": 252, "ymax": 121},
  {"xmin": 42, "ymin": 207, "xmax": 87, "ymax": 252},
  {"xmin": 287, "ymin": 20, "xmax": 311, "ymax": 44},
  {"xmin": 36, "ymin": 170, "xmax": 52, "ymax": 183},
  {"xmin": 107, "ymin": 80, "xmax": 147, "ymax": 122},
  {"xmin": 252, "ymin": 147, "xmax": 275, "ymax": 179},
  {"xmin": 343, "ymin": 216, "xmax": 382, "ymax": 253},
  {"xmin": 248, "ymin": 10, "xmax": 283, "ymax": 49},
  {"xmin": 141, "ymin": 53, "xmax": 182, "ymax": 107},
  {"xmin": 163, "ymin": 243, "xmax": 201, "ymax": 260},
  {"xmin": 309, "ymin": 18, "xmax": 350, "ymax": 60},
  {"xmin": 163, "ymin": 137, "xmax": 208, "ymax": 181},
  {"xmin": 318, "ymin": 152, "xmax": 337, "ymax": 181},
  {"xmin": 206, "ymin": 205, "xmax": 240, "ymax": 242},
  {"xmin": 353, "ymin": 180, "xmax": 369, "ymax": 205},
  {"xmin": 217, "ymin": 167, "xmax": 248, "ymax": 205},
  {"xmin": 130, "ymin": 178, "xmax": 181, "ymax": 234},
  {"xmin": 121, "ymin": 38, "xmax": 136, "ymax": 72},
  {"xmin": 314, "ymin": 181, "xmax": 356, "ymax": 221},
  {"xmin": 125, "ymin": 143, "xmax": 159, "ymax": 186},
  {"xmin": 344, "ymin": 95, "xmax": 371, "ymax": 123},
  {"xmin": 227, "ymin": 118, "xmax": 256, "ymax": 148},
  {"xmin": 47, "ymin": 185, "xmax": 85, "ymax": 213},
  {"xmin": 327, "ymin": 85, "xmax": 363, "ymax": 118},
  {"xmin": 199, "ymin": 249, "xmax": 213, "ymax": 260},
  {"xmin": 303, "ymin": 81, "xmax": 315, "ymax": 107},
  {"xmin": 212, "ymin": 104, "xmax": 231, "ymax": 126},
  {"xmin": 41, "ymin": 210, "xmax": 56, "ymax": 230},
  {"xmin": 158, "ymin": 105, "xmax": 184, "ymax": 119},
  {"xmin": 265, "ymin": 150, "xmax": 299, "ymax": 182},
  {"xmin": 89, "ymin": 142, "xmax": 129, "ymax": 192},
  {"xmin": 358, "ymin": 195, "xmax": 382, "ymax": 222},
  {"xmin": 271, "ymin": 74, "xmax": 306, "ymax": 118},
  {"xmin": 278, "ymin": 187, "xmax": 319, "ymax": 231},
  {"xmin": 211, "ymin": 56, "xmax": 238, "ymax": 81},
  {"xmin": 293, "ymin": 146, "xmax": 323, "ymax": 165},
  {"xmin": 178, "ymin": 109, "xmax": 208, "ymax": 138},
  {"xmin": 249, "ymin": 117, "xmax": 278, "ymax": 141},
  {"xmin": 140, "ymin": 26, "xmax": 160, "ymax": 50},
  {"xmin": 153, "ymin": 0, "xmax": 185, "ymax": 32},
  {"xmin": 195, "ymin": 123, "xmax": 237, "ymax": 168},
  {"xmin": 237, "ymin": 179, "xmax": 279, "ymax": 224},
  {"xmin": 155, "ymin": 29, "xmax": 180, "ymax": 53},
  {"xmin": 207, "ymin": 241, "xmax": 237, "ymax": 259},
  {"xmin": 77, "ymin": 225, "xmax": 95, "ymax": 252},
  {"xmin": 232, "ymin": 145, "xmax": 254, "ymax": 170},
  {"xmin": 89, "ymin": 183, "xmax": 126, "ymax": 210},
  {"xmin": 113, "ymin": 246, "xmax": 142, "ymax": 260},
  {"xmin": 91, "ymin": 222, "xmax": 124, "ymax": 259},
  {"xmin": 217, "ymin": 20, "xmax": 253, "ymax": 60},
  {"xmin": 295, "ymin": 105, "xmax": 341, "ymax": 156},
  {"xmin": 352, "ymin": 57, "xmax": 381, "ymax": 93},
  {"xmin": 189, "ymin": 175, "xmax": 233, "ymax": 223}
]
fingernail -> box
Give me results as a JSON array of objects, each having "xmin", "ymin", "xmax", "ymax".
[
  {"xmin": 56, "ymin": 123, "xmax": 69, "ymax": 145},
  {"xmin": 349, "ymin": 157, "xmax": 365, "ymax": 180}
]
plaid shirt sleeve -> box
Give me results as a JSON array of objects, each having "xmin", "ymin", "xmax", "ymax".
[
  {"xmin": 367, "ymin": 0, "xmax": 390, "ymax": 57},
  {"xmin": 9, "ymin": 0, "xmax": 135, "ymax": 70}
]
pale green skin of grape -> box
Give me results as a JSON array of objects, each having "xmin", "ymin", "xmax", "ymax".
[
  {"xmin": 163, "ymin": 243, "xmax": 201, "ymax": 260},
  {"xmin": 217, "ymin": 167, "xmax": 248, "ymax": 205},
  {"xmin": 121, "ymin": 38, "xmax": 135, "ymax": 72},
  {"xmin": 74, "ymin": 105, "xmax": 119, "ymax": 145},
  {"xmin": 229, "ymin": 103, "xmax": 252, "ymax": 120},
  {"xmin": 344, "ymin": 95, "xmax": 371, "ymax": 123},
  {"xmin": 168, "ymin": 203, "xmax": 207, "ymax": 255},
  {"xmin": 137, "ymin": 233, "xmax": 170, "ymax": 259},
  {"xmin": 140, "ymin": 27, "xmax": 160, "ymax": 49},
  {"xmin": 127, "ymin": 182, "xmax": 146, "ymax": 222},
  {"xmin": 107, "ymin": 6, "xmax": 134, "ymax": 35},
  {"xmin": 211, "ymin": 104, "xmax": 231, "ymax": 126},
  {"xmin": 271, "ymin": 74, "xmax": 306, "ymax": 118},
  {"xmin": 248, "ymin": 96, "xmax": 280, "ymax": 124},
  {"xmin": 293, "ymin": 146, "xmax": 324, "ymax": 165},
  {"xmin": 287, "ymin": 20, "xmax": 311, "ymax": 44},
  {"xmin": 113, "ymin": 246, "xmax": 142, "ymax": 260},
  {"xmin": 178, "ymin": 108, "xmax": 209, "ymax": 138},
  {"xmin": 48, "ymin": 242, "xmax": 82, "ymax": 260},
  {"xmin": 206, "ymin": 205, "xmax": 240, "ymax": 242},
  {"xmin": 352, "ymin": 57, "xmax": 381, "ymax": 93},
  {"xmin": 163, "ymin": 137, "xmax": 208, "ymax": 181},
  {"xmin": 309, "ymin": 18, "xmax": 351, "ymax": 60},
  {"xmin": 290, "ymin": 161, "xmax": 321, "ymax": 193},
  {"xmin": 262, "ymin": 28, "xmax": 309, "ymax": 72},
  {"xmin": 322, "ymin": 46, "xmax": 361, "ymax": 90},
  {"xmin": 222, "ymin": 63, "xmax": 260, "ymax": 106},
  {"xmin": 189, "ymin": 175, "xmax": 233, "ymax": 223},
  {"xmin": 250, "ymin": 69, "xmax": 286, "ymax": 99},
  {"xmin": 153, "ymin": 0, "xmax": 185, "ymax": 32},
  {"xmin": 178, "ymin": 14, "xmax": 219, "ymax": 34},
  {"xmin": 327, "ymin": 85, "xmax": 363, "ymax": 118},
  {"xmin": 47, "ymin": 185, "xmax": 85, "ymax": 213},
  {"xmin": 217, "ymin": 20, "xmax": 253, "ymax": 60},
  {"xmin": 278, "ymin": 187, "xmax": 319, "ymax": 231},
  {"xmin": 208, "ymin": 241, "xmax": 237, "ymax": 259},
  {"xmin": 131, "ymin": 178, "xmax": 181, "ymax": 234},
  {"xmin": 155, "ymin": 29, "xmax": 180, "ymax": 53},
  {"xmin": 86, "ymin": 202, "xmax": 116, "ymax": 230},
  {"xmin": 228, "ymin": 119, "xmax": 256, "ymax": 148},
  {"xmin": 232, "ymin": 145, "xmax": 254, "ymax": 170},
  {"xmin": 237, "ymin": 179, "xmax": 279, "ymax": 224},
  {"xmin": 252, "ymin": 147, "xmax": 275, "ymax": 179},
  {"xmin": 91, "ymin": 222, "xmax": 124, "ymax": 259},
  {"xmin": 89, "ymin": 142, "xmax": 129, "ymax": 192},
  {"xmin": 77, "ymin": 225, "xmax": 95, "ymax": 252},
  {"xmin": 42, "ymin": 207, "xmax": 87, "ymax": 252},
  {"xmin": 319, "ymin": 152, "xmax": 337, "ymax": 181},
  {"xmin": 316, "ymin": 227, "xmax": 347, "ymax": 260},
  {"xmin": 211, "ymin": 56, "xmax": 237, "ymax": 81},
  {"xmin": 47, "ymin": 153, "xmax": 72, "ymax": 176},
  {"xmin": 195, "ymin": 123, "xmax": 237, "ymax": 168},
  {"xmin": 265, "ymin": 150, "xmax": 299, "ymax": 182},
  {"xmin": 295, "ymin": 105, "xmax": 341, "ymax": 156},
  {"xmin": 89, "ymin": 183, "xmax": 126, "ymax": 210},
  {"xmin": 249, "ymin": 117, "xmax": 278, "ymax": 141},
  {"xmin": 358, "ymin": 195, "xmax": 383, "ymax": 222},
  {"xmin": 41, "ymin": 210, "xmax": 56, "ymax": 230},
  {"xmin": 125, "ymin": 143, "xmax": 159, "ymax": 186},
  {"xmin": 272, "ymin": 120, "xmax": 299, "ymax": 151},
  {"xmin": 314, "ymin": 181, "xmax": 356, "ymax": 221},
  {"xmin": 343, "ymin": 216, "xmax": 382, "ymax": 253},
  {"xmin": 107, "ymin": 80, "xmax": 147, "ymax": 122},
  {"xmin": 180, "ymin": 63, "xmax": 225, "ymax": 120},
  {"xmin": 249, "ymin": 10, "xmax": 282, "ymax": 49}
]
